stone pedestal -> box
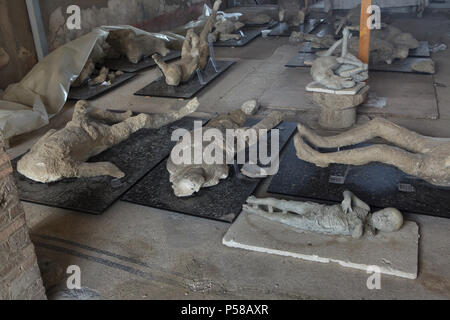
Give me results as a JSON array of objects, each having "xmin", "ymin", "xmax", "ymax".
[{"xmin": 306, "ymin": 82, "xmax": 370, "ymax": 130}]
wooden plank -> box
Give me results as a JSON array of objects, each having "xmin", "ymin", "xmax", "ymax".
[{"xmin": 358, "ymin": 0, "xmax": 371, "ymax": 65}]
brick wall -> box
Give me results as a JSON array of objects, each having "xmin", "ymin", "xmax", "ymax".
[{"xmin": 0, "ymin": 133, "xmax": 46, "ymax": 300}]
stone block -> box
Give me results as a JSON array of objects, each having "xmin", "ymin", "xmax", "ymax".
[{"xmin": 223, "ymin": 211, "xmax": 419, "ymax": 279}]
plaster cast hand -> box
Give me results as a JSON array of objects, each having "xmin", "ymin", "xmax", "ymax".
[{"xmin": 341, "ymin": 194, "xmax": 353, "ymax": 214}]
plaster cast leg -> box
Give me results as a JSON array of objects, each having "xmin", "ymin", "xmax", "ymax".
[
  {"xmin": 89, "ymin": 109, "xmax": 133, "ymax": 123},
  {"xmin": 143, "ymin": 98, "xmax": 200, "ymax": 129},
  {"xmin": 105, "ymin": 114, "xmax": 152, "ymax": 147},
  {"xmin": 294, "ymin": 133, "xmax": 422, "ymax": 176},
  {"xmin": 77, "ymin": 162, "xmax": 125, "ymax": 179},
  {"xmin": 297, "ymin": 119, "xmax": 433, "ymax": 153},
  {"xmin": 152, "ymin": 54, "xmax": 182, "ymax": 86}
]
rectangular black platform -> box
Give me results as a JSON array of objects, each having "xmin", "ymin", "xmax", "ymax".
[
  {"xmin": 299, "ymin": 40, "xmax": 430, "ymax": 57},
  {"xmin": 122, "ymin": 121, "xmax": 298, "ymax": 223},
  {"xmin": 410, "ymin": 41, "xmax": 430, "ymax": 57},
  {"xmin": 104, "ymin": 51, "xmax": 181, "ymax": 73},
  {"xmin": 268, "ymin": 18, "xmax": 323, "ymax": 37},
  {"xmin": 134, "ymin": 60, "xmax": 236, "ymax": 99},
  {"xmin": 13, "ymin": 117, "xmax": 206, "ymax": 215},
  {"xmin": 267, "ymin": 140, "xmax": 450, "ymax": 219},
  {"xmin": 213, "ymin": 29, "xmax": 261, "ymax": 47},
  {"xmin": 68, "ymin": 73, "xmax": 137, "ymax": 100}
]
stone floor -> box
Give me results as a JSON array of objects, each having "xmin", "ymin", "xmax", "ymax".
[{"xmin": 8, "ymin": 10, "xmax": 450, "ymax": 300}]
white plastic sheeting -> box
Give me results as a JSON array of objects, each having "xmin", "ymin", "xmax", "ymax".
[{"xmin": 0, "ymin": 26, "xmax": 184, "ymax": 141}]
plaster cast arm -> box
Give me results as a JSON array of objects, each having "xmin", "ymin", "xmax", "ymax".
[
  {"xmin": 200, "ymin": 0, "xmax": 222, "ymax": 43},
  {"xmin": 341, "ymin": 190, "xmax": 370, "ymax": 214}
]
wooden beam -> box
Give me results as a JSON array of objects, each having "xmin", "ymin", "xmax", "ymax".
[
  {"xmin": 358, "ymin": 0, "xmax": 371, "ymax": 65},
  {"xmin": 25, "ymin": 0, "xmax": 48, "ymax": 61}
]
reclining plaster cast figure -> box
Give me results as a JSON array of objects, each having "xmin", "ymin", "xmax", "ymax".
[
  {"xmin": 17, "ymin": 98, "xmax": 200, "ymax": 183},
  {"xmin": 339, "ymin": 25, "xmax": 421, "ymax": 65},
  {"xmin": 106, "ymin": 29, "xmax": 171, "ymax": 64},
  {"xmin": 279, "ymin": 0, "xmax": 308, "ymax": 27},
  {"xmin": 210, "ymin": 17, "xmax": 245, "ymax": 42},
  {"xmin": 167, "ymin": 102, "xmax": 283, "ymax": 197},
  {"xmin": 294, "ymin": 118, "xmax": 450, "ymax": 187},
  {"xmin": 311, "ymin": 27, "xmax": 368, "ymax": 90},
  {"xmin": 289, "ymin": 31, "xmax": 335, "ymax": 49},
  {"xmin": 152, "ymin": 0, "xmax": 222, "ymax": 86},
  {"xmin": 333, "ymin": 5, "xmax": 424, "ymax": 67},
  {"xmin": 244, "ymin": 191, "xmax": 404, "ymax": 239}
]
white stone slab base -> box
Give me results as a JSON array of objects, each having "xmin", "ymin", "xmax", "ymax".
[{"xmin": 223, "ymin": 211, "xmax": 419, "ymax": 279}]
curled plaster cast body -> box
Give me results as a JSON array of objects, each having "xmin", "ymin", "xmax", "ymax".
[
  {"xmin": 167, "ymin": 102, "xmax": 283, "ymax": 197},
  {"xmin": 294, "ymin": 118, "xmax": 450, "ymax": 187},
  {"xmin": 152, "ymin": 0, "xmax": 222, "ymax": 86},
  {"xmin": 311, "ymin": 28, "xmax": 368, "ymax": 90},
  {"xmin": 17, "ymin": 99, "xmax": 199, "ymax": 183},
  {"xmin": 106, "ymin": 29, "xmax": 171, "ymax": 64},
  {"xmin": 244, "ymin": 191, "xmax": 404, "ymax": 239}
]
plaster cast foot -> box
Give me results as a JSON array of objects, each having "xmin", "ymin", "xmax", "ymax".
[
  {"xmin": 294, "ymin": 133, "xmax": 330, "ymax": 167},
  {"xmin": 78, "ymin": 162, "xmax": 125, "ymax": 179},
  {"xmin": 90, "ymin": 109, "xmax": 133, "ymax": 123}
]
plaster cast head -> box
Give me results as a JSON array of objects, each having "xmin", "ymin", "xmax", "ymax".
[
  {"xmin": 171, "ymin": 167, "xmax": 206, "ymax": 197},
  {"xmin": 369, "ymin": 208, "xmax": 404, "ymax": 232}
]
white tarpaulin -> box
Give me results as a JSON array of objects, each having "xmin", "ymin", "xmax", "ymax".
[{"xmin": 0, "ymin": 26, "xmax": 184, "ymax": 141}]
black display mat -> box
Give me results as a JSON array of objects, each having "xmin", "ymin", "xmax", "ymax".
[
  {"xmin": 410, "ymin": 41, "xmax": 430, "ymax": 57},
  {"xmin": 267, "ymin": 140, "xmax": 450, "ymax": 219},
  {"xmin": 13, "ymin": 117, "xmax": 206, "ymax": 215},
  {"xmin": 68, "ymin": 73, "xmax": 137, "ymax": 100},
  {"xmin": 122, "ymin": 121, "xmax": 298, "ymax": 223},
  {"xmin": 104, "ymin": 51, "xmax": 181, "ymax": 73},
  {"xmin": 213, "ymin": 29, "xmax": 261, "ymax": 47},
  {"xmin": 134, "ymin": 60, "xmax": 236, "ymax": 99},
  {"xmin": 285, "ymin": 52, "xmax": 316, "ymax": 68},
  {"xmin": 370, "ymin": 57, "xmax": 435, "ymax": 74},
  {"xmin": 268, "ymin": 18, "xmax": 323, "ymax": 37}
]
